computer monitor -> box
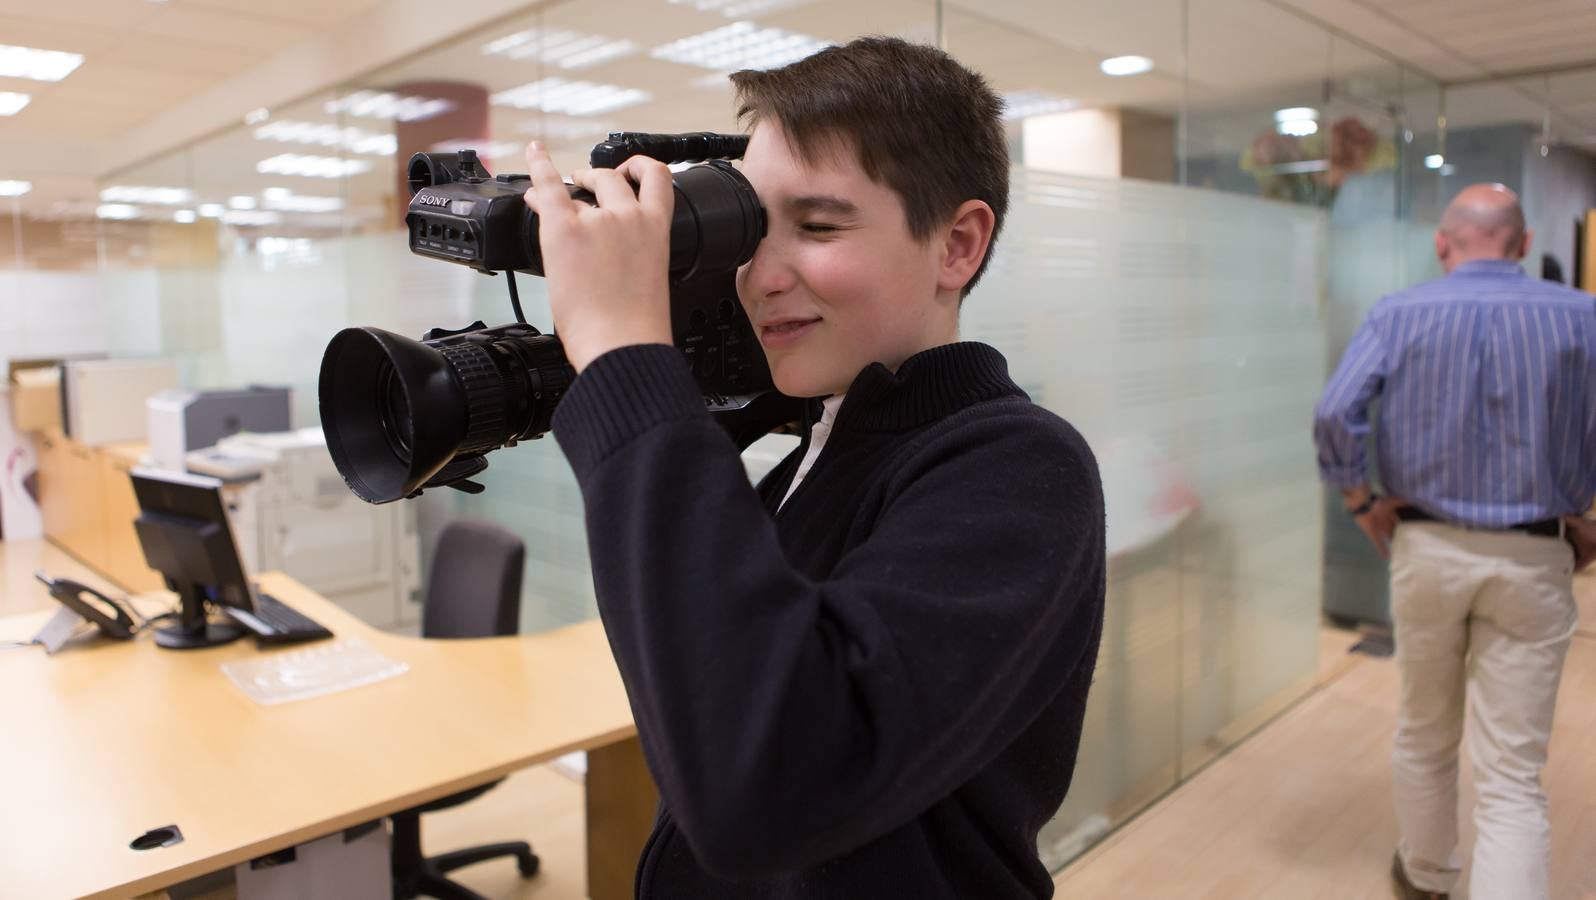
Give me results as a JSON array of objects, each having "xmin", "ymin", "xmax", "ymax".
[{"xmin": 130, "ymin": 467, "xmax": 255, "ymax": 650}]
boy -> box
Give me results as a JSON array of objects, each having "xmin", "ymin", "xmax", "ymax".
[{"xmin": 524, "ymin": 36, "xmax": 1105, "ymax": 898}]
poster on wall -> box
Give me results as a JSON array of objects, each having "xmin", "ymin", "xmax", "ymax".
[{"xmin": 0, "ymin": 389, "xmax": 43, "ymax": 540}]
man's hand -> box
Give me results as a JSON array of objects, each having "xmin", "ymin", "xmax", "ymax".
[
  {"xmin": 1342, "ymin": 486, "xmax": 1406, "ymax": 559},
  {"xmin": 522, "ymin": 141, "xmax": 674, "ymax": 373},
  {"xmin": 1563, "ymin": 515, "xmax": 1596, "ymax": 572}
]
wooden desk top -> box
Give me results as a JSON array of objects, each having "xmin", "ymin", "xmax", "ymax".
[{"xmin": 0, "ymin": 561, "xmax": 635, "ymax": 899}]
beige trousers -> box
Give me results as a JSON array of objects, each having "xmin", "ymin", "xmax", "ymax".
[{"xmin": 1389, "ymin": 521, "xmax": 1577, "ymax": 899}]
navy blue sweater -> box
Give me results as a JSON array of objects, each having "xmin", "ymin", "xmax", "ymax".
[{"xmin": 552, "ymin": 341, "xmax": 1105, "ymax": 898}]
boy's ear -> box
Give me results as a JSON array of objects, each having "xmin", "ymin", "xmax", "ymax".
[{"xmin": 937, "ymin": 199, "xmax": 996, "ymax": 294}]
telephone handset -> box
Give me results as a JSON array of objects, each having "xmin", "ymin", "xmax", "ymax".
[{"xmin": 34, "ymin": 572, "xmax": 137, "ymax": 640}]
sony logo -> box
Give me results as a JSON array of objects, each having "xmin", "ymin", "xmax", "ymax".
[{"xmin": 415, "ymin": 193, "xmax": 450, "ymax": 208}]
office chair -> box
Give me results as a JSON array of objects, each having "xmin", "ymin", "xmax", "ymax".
[{"xmin": 390, "ymin": 519, "xmax": 538, "ymax": 900}]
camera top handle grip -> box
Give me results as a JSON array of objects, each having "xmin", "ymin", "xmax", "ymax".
[{"xmin": 589, "ymin": 132, "xmax": 749, "ymax": 169}]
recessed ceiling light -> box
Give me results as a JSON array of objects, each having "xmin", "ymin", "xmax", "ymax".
[
  {"xmin": 173, "ymin": 209, "xmax": 197, "ymax": 223},
  {"xmin": 256, "ymin": 153, "xmax": 374, "ymax": 178},
  {"xmin": 324, "ymin": 91, "xmax": 455, "ymax": 123},
  {"xmin": 651, "ymin": 21, "xmax": 829, "ymax": 72},
  {"xmin": 96, "ymin": 203, "xmax": 140, "ymax": 220},
  {"xmin": 482, "ymin": 28, "xmax": 638, "ymax": 70},
  {"xmin": 0, "ymin": 180, "xmax": 31, "ymax": 197},
  {"xmin": 428, "ymin": 139, "xmax": 526, "ymax": 160},
  {"xmin": 491, "ymin": 78, "xmax": 652, "ymax": 116},
  {"xmin": 1099, "ymin": 55, "xmax": 1153, "ymax": 77},
  {"xmin": 1424, "ymin": 154, "xmax": 1445, "ymax": 169},
  {"xmin": 262, "ymin": 191, "xmax": 343, "ymax": 213},
  {"xmin": 100, "ymin": 186, "xmax": 193, "ymax": 205},
  {"xmin": 668, "ymin": 0, "xmax": 810, "ymax": 16},
  {"xmin": 1274, "ymin": 107, "xmax": 1319, "ymax": 137},
  {"xmin": 198, "ymin": 203, "xmax": 225, "ymax": 218},
  {"xmin": 0, "ymin": 44, "xmax": 85, "ymax": 82},
  {"xmin": 1001, "ymin": 90, "xmax": 1079, "ymax": 121},
  {"xmin": 0, "ymin": 92, "xmax": 31, "ymax": 116},
  {"xmin": 220, "ymin": 210, "xmax": 283, "ymax": 227},
  {"xmin": 254, "ymin": 120, "xmax": 396, "ymax": 156}
]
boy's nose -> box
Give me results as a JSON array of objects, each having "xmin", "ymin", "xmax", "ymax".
[{"xmin": 737, "ymin": 240, "xmax": 797, "ymax": 302}]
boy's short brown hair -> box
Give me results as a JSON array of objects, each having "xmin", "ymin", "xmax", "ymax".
[{"xmin": 731, "ymin": 36, "xmax": 1009, "ymax": 298}]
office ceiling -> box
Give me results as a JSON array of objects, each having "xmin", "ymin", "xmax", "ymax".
[
  {"xmin": 1, "ymin": 0, "xmax": 1593, "ymax": 222},
  {"xmin": 0, "ymin": 0, "xmax": 385, "ymax": 139}
]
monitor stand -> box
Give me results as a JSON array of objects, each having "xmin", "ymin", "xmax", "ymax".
[{"xmin": 154, "ymin": 580, "xmax": 245, "ymax": 650}]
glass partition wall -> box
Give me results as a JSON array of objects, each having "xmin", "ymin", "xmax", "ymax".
[{"xmin": 24, "ymin": 0, "xmax": 1590, "ymax": 874}]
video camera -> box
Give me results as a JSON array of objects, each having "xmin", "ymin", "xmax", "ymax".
[{"xmin": 317, "ymin": 132, "xmax": 801, "ymax": 504}]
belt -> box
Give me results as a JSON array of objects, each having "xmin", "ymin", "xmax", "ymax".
[{"xmin": 1395, "ymin": 506, "xmax": 1564, "ymax": 539}]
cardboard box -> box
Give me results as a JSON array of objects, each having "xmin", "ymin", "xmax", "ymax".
[{"xmin": 9, "ymin": 366, "xmax": 61, "ymax": 433}]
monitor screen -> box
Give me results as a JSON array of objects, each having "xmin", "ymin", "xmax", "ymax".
[{"xmin": 130, "ymin": 467, "xmax": 256, "ymax": 613}]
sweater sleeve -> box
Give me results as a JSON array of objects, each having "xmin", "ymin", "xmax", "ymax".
[{"xmin": 553, "ymin": 344, "xmax": 1105, "ymax": 878}]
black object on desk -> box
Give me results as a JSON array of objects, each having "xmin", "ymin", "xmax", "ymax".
[{"xmin": 129, "ymin": 467, "xmax": 332, "ymax": 650}]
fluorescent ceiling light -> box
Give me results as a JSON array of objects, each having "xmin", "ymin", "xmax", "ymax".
[
  {"xmin": 1273, "ymin": 107, "xmax": 1318, "ymax": 137},
  {"xmin": 0, "ymin": 180, "xmax": 31, "ymax": 197},
  {"xmin": 254, "ymin": 120, "xmax": 396, "ymax": 156},
  {"xmin": 1424, "ymin": 154, "xmax": 1445, "ymax": 169},
  {"xmin": 1099, "ymin": 55, "xmax": 1153, "ymax": 77},
  {"xmin": 0, "ymin": 92, "xmax": 31, "ymax": 116},
  {"xmin": 229, "ymin": 195, "xmax": 257, "ymax": 210},
  {"xmin": 198, "ymin": 203, "xmax": 225, "ymax": 218},
  {"xmin": 429, "ymin": 139, "xmax": 526, "ymax": 160},
  {"xmin": 244, "ymin": 107, "xmax": 270, "ymax": 125},
  {"xmin": 482, "ymin": 28, "xmax": 638, "ymax": 70},
  {"xmin": 1001, "ymin": 90, "xmax": 1079, "ymax": 121},
  {"xmin": 0, "ymin": 44, "xmax": 85, "ymax": 82},
  {"xmin": 173, "ymin": 209, "xmax": 197, "ymax": 223},
  {"xmin": 256, "ymin": 153, "xmax": 374, "ymax": 179},
  {"xmin": 220, "ymin": 210, "xmax": 283, "ymax": 227},
  {"xmin": 262, "ymin": 191, "xmax": 344, "ymax": 213},
  {"xmin": 101, "ymin": 185, "xmax": 192, "ymax": 205},
  {"xmin": 491, "ymin": 78, "xmax": 652, "ymax": 116},
  {"xmin": 651, "ymin": 21, "xmax": 829, "ymax": 72},
  {"xmin": 96, "ymin": 203, "xmax": 139, "ymax": 220},
  {"xmin": 668, "ymin": 0, "xmax": 810, "ymax": 16},
  {"xmin": 324, "ymin": 91, "xmax": 455, "ymax": 123}
]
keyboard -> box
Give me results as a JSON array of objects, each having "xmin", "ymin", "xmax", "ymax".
[{"xmin": 227, "ymin": 592, "xmax": 334, "ymax": 645}]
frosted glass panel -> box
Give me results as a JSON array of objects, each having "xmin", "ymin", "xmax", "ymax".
[{"xmin": 964, "ymin": 169, "xmax": 1328, "ymax": 868}]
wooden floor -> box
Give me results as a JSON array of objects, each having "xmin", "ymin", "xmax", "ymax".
[{"xmin": 1053, "ymin": 572, "xmax": 1596, "ymax": 900}]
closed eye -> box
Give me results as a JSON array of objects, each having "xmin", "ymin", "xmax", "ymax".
[{"xmin": 800, "ymin": 222, "xmax": 842, "ymax": 234}]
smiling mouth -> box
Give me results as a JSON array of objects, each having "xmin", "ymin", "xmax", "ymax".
[{"xmin": 763, "ymin": 319, "xmax": 819, "ymax": 334}]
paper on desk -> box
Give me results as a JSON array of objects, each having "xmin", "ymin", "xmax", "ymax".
[{"xmin": 221, "ymin": 637, "xmax": 408, "ymax": 705}]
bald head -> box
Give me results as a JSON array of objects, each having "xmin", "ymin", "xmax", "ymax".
[{"xmin": 1435, "ymin": 183, "xmax": 1529, "ymax": 271}]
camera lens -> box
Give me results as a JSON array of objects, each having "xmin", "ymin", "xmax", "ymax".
[
  {"xmin": 378, "ymin": 366, "xmax": 412, "ymax": 455},
  {"xmin": 319, "ymin": 324, "xmax": 574, "ymax": 503}
]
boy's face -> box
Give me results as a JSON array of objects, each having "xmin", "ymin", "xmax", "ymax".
[{"xmin": 735, "ymin": 123, "xmax": 957, "ymax": 398}]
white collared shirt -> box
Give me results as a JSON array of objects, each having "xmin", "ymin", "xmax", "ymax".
[{"xmin": 779, "ymin": 393, "xmax": 846, "ymax": 511}]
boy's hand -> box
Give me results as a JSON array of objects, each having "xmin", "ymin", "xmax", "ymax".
[{"xmin": 523, "ymin": 141, "xmax": 674, "ymax": 373}]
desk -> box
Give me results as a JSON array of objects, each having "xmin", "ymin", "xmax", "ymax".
[{"xmin": 0, "ymin": 551, "xmax": 651, "ymax": 899}]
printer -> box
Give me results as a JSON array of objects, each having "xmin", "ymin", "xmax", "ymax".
[
  {"xmin": 147, "ymin": 386, "xmax": 292, "ymax": 472},
  {"xmin": 60, "ymin": 358, "xmax": 179, "ymax": 446},
  {"xmin": 184, "ymin": 428, "xmax": 422, "ymax": 631}
]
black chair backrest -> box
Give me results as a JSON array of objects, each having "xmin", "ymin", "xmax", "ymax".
[{"xmin": 423, "ymin": 519, "xmax": 525, "ymax": 639}]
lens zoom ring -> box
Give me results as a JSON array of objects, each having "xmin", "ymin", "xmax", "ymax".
[{"xmin": 440, "ymin": 342, "xmax": 509, "ymax": 456}]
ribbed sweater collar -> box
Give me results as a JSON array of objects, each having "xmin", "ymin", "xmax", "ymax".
[{"xmin": 804, "ymin": 341, "xmax": 1022, "ymax": 434}]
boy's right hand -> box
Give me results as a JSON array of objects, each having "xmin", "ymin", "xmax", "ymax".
[{"xmin": 1563, "ymin": 515, "xmax": 1596, "ymax": 572}]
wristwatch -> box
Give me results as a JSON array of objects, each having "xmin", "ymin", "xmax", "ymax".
[{"xmin": 1348, "ymin": 496, "xmax": 1376, "ymax": 517}]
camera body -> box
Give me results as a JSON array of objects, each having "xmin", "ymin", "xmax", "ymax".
[{"xmin": 318, "ymin": 134, "xmax": 802, "ymax": 504}]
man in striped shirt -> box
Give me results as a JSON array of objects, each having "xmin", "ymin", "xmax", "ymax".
[{"xmin": 1314, "ymin": 183, "xmax": 1596, "ymax": 900}]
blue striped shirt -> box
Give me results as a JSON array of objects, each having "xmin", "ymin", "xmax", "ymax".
[{"xmin": 1314, "ymin": 259, "xmax": 1596, "ymax": 529}]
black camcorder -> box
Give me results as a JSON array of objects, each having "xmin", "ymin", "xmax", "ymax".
[{"xmin": 318, "ymin": 132, "xmax": 802, "ymax": 504}]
